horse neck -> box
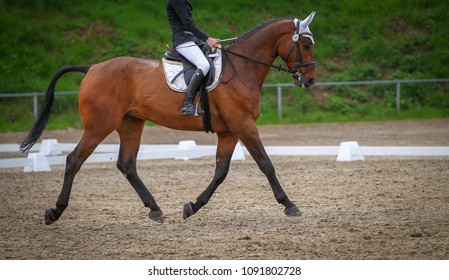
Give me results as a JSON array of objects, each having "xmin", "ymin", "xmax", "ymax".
[{"xmin": 227, "ymin": 19, "xmax": 292, "ymax": 88}]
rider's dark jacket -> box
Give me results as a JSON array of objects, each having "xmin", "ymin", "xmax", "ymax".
[{"xmin": 166, "ymin": 0, "xmax": 209, "ymax": 47}]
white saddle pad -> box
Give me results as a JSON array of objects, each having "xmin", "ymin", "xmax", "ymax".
[{"xmin": 162, "ymin": 45, "xmax": 223, "ymax": 93}]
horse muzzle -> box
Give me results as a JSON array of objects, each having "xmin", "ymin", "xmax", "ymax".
[
  {"xmin": 291, "ymin": 62, "xmax": 316, "ymax": 88},
  {"xmin": 293, "ymin": 74, "xmax": 315, "ymax": 88}
]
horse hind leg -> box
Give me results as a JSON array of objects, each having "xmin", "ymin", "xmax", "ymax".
[
  {"xmin": 116, "ymin": 116, "xmax": 163, "ymax": 223},
  {"xmin": 45, "ymin": 132, "xmax": 108, "ymax": 225}
]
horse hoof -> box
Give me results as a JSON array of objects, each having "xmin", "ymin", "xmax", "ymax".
[
  {"xmin": 183, "ymin": 202, "xmax": 195, "ymax": 219},
  {"xmin": 284, "ymin": 206, "xmax": 302, "ymax": 217},
  {"xmin": 149, "ymin": 210, "xmax": 164, "ymax": 223},
  {"xmin": 44, "ymin": 208, "xmax": 57, "ymax": 225}
]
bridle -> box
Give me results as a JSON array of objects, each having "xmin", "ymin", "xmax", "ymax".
[
  {"xmin": 285, "ymin": 19, "xmax": 316, "ymax": 83},
  {"xmin": 219, "ymin": 19, "xmax": 316, "ymax": 84}
]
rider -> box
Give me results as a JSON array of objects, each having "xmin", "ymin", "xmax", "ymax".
[{"xmin": 166, "ymin": 0, "xmax": 221, "ymax": 115}]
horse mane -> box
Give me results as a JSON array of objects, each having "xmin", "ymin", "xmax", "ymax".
[{"xmin": 231, "ymin": 18, "xmax": 292, "ymax": 45}]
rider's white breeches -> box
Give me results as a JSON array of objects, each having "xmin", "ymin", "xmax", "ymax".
[{"xmin": 175, "ymin": 41, "xmax": 210, "ymax": 75}]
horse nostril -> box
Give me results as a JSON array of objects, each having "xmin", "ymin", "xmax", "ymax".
[{"xmin": 308, "ymin": 78, "xmax": 315, "ymax": 86}]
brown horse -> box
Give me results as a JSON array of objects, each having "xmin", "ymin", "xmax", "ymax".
[{"xmin": 21, "ymin": 13, "xmax": 317, "ymax": 224}]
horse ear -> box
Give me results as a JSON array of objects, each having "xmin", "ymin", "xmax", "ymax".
[{"xmin": 300, "ymin": 11, "xmax": 316, "ymax": 28}]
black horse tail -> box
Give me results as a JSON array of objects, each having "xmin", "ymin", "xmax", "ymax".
[{"xmin": 20, "ymin": 65, "xmax": 91, "ymax": 153}]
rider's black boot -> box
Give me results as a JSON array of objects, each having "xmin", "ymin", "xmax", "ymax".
[{"xmin": 180, "ymin": 69, "xmax": 205, "ymax": 115}]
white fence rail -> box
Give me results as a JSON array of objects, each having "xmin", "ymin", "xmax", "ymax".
[
  {"xmin": 1, "ymin": 139, "xmax": 448, "ymax": 172},
  {"xmin": 0, "ymin": 139, "xmax": 247, "ymax": 172}
]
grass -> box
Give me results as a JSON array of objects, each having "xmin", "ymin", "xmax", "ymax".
[{"xmin": 1, "ymin": 0, "xmax": 448, "ymax": 132}]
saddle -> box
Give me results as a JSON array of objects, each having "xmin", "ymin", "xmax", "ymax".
[
  {"xmin": 161, "ymin": 44, "xmax": 222, "ymax": 134},
  {"xmin": 162, "ymin": 44, "xmax": 222, "ymax": 92}
]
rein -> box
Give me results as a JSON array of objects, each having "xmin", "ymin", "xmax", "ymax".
[
  {"xmin": 218, "ymin": 46, "xmax": 293, "ymax": 74},
  {"xmin": 218, "ymin": 24, "xmax": 316, "ymax": 83}
]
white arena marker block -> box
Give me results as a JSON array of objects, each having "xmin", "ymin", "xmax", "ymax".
[
  {"xmin": 231, "ymin": 142, "xmax": 245, "ymax": 161},
  {"xmin": 176, "ymin": 140, "xmax": 200, "ymax": 161},
  {"xmin": 337, "ymin": 141, "xmax": 364, "ymax": 162},
  {"xmin": 39, "ymin": 139, "xmax": 62, "ymax": 156},
  {"xmin": 23, "ymin": 153, "xmax": 51, "ymax": 172}
]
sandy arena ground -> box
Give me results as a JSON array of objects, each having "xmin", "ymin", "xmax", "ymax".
[{"xmin": 0, "ymin": 119, "xmax": 448, "ymax": 259}]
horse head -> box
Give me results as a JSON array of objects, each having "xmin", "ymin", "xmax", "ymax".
[{"xmin": 278, "ymin": 12, "xmax": 317, "ymax": 88}]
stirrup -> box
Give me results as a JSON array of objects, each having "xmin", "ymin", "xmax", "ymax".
[
  {"xmin": 194, "ymin": 100, "xmax": 205, "ymax": 116},
  {"xmin": 180, "ymin": 104, "xmax": 204, "ymax": 116}
]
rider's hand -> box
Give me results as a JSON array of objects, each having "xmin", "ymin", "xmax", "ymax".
[{"xmin": 207, "ymin": 37, "xmax": 221, "ymax": 48}]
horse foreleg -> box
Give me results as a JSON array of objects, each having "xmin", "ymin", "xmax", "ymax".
[
  {"xmin": 183, "ymin": 133, "xmax": 238, "ymax": 219},
  {"xmin": 116, "ymin": 118, "xmax": 163, "ymax": 223},
  {"xmin": 239, "ymin": 129, "xmax": 301, "ymax": 217},
  {"xmin": 45, "ymin": 133, "xmax": 105, "ymax": 225}
]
